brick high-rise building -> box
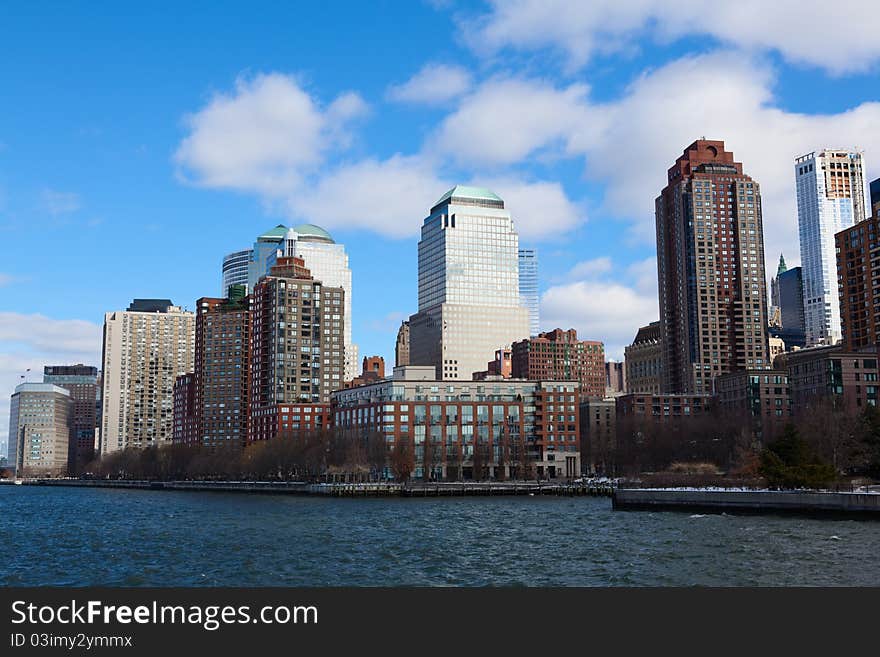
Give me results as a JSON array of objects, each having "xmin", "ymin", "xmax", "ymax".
[
  {"xmin": 172, "ymin": 373, "xmax": 196, "ymax": 446},
  {"xmin": 248, "ymin": 256, "xmax": 344, "ymax": 442},
  {"xmin": 836, "ymin": 210, "xmax": 880, "ymax": 351},
  {"xmin": 510, "ymin": 329, "xmax": 604, "ymax": 398},
  {"xmin": 656, "ymin": 139, "xmax": 770, "ymax": 395},
  {"xmin": 43, "ymin": 364, "xmax": 98, "ymax": 471},
  {"xmin": 101, "ymin": 300, "xmax": 195, "ymax": 454},
  {"xmin": 194, "ymin": 285, "xmax": 250, "ymax": 450}
]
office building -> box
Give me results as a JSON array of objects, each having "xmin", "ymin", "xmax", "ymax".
[
  {"xmin": 43, "ymin": 364, "xmax": 98, "ymax": 471},
  {"xmin": 656, "ymin": 139, "xmax": 770, "ymax": 394},
  {"xmin": 624, "ymin": 321, "xmax": 662, "ymax": 394},
  {"xmin": 7, "ymin": 383, "xmax": 72, "ymax": 476},
  {"xmin": 409, "ymin": 186, "xmax": 530, "ymax": 380},
  {"xmin": 395, "ymin": 320, "xmax": 410, "ymax": 367},
  {"xmin": 101, "ymin": 299, "xmax": 195, "ymax": 454},
  {"xmin": 518, "ymin": 248, "xmax": 539, "ymax": 336},
  {"xmin": 769, "ymin": 253, "xmax": 786, "ymax": 321},
  {"xmin": 795, "ymin": 149, "xmax": 867, "ymax": 346},
  {"xmin": 777, "ymin": 265, "xmax": 806, "ymax": 348},
  {"xmin": 221, "ymin": 248, "xmax": 252, "ymax": 295},
  {"xmin": 510, "ymin": 329, "xmax": 605, "ymax": 398},
  {"xmin": 247, "ymin": 224, "xmax": 288, "ymax": 292},
  {"xmin": 193, "ymin": 285, "xmax": 250, "ymax": 450},
  {"xmin": 605, "ymin": 361, "xmax": 626, "ymax": 397},
  {"xmin": 248, "ymin": 256, "xmax": 344, "ymax": 442},
  {"xmin": 331, "ymin": 368, "xmax": 580, "ymax": 480}
]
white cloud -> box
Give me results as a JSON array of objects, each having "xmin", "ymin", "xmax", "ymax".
[
  {"xmin": 387, "ymin": 63, "xmax": 473, "ymax": 105},
  {"xmin": 0, "ymin": 313, "xmax": 102, "ymax": 454},
  {"xmin": 286, "ymin": 155, "xmax": 450, "ymax": 238},
  {"xmin": 541, "ymin": 277, "xmax": 657, "ymax": 360},
  {"xmin": 465, "ymin": 0, "xmax": 880, "ymax": 74},
  {"xmin": 432, "ymin": 52, "xmax": 880, "ymax": 269},
  {"xmin": 564, "ymin": 257, "xmax": 612, "ymax": 280},
  {"xmin": 0, "ymin": 273, "xmax": 13, "ymax": 287},
  {"xmin": 174, "ymin": 73, "xmax": 368, "ymax": 195},
  {"xmin": 431, "ymin": 77, "xmax": 589, "ymax": 166},
  {"xmin": 41, "ymin": 188, "xmax": 81, "ymax": 216},
  {"xmin": 541, "ymin": 256, "xmax": 658, "ymax": 358},
  {"xmin": 477, "ymin": 177, "xmax": 584, "ymax": 240}
]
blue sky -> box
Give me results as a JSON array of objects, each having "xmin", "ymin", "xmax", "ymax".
[{"xmin": 2, "ymin": 1, "xmax": 879, "ymax": 451}]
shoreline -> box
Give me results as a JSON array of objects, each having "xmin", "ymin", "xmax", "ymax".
[
  {"xmin": 613, "ymin": 488, "xmax": 880, "ymax": 518},
  {"xmin": 0, "ymin": 478, "xmax": 615, "ymax": 497}
]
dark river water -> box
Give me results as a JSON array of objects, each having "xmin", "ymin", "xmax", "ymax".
[{"xmin": 2, "ymin": 486, "xmax": 878, "ymax": 586}]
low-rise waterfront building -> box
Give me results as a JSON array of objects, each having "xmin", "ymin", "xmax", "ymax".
[
  {"xmin": 776, "ymin": 345, "xmax": 878, "ymax": 415},
  {"xmin": 579, "ymin": 398, "xmax": 617, "ymax": 475},
  {"xmin": 714, "ymin": 369, "xmax": 791, "ymax": 443},
  {"xmin": 330, "ymin": 367, "xmax": 580, "ymax": 480}
]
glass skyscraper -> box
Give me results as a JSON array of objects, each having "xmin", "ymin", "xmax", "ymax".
[
  {"xmin": 409, "ymin": 186, "xmax": 530, "ymax": 380},
  {"xmin": 795, "ymin": 149, "xmax": 867, "ymax": 346},
  {"xmin": 221, "ymin": 248, "xmax": 252, "ymax": 295},
  {"xmin": 518, "ymin": 248, "xmax": 539, "ymax": 336}
]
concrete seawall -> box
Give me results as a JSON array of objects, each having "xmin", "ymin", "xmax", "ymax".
[
  {"xmin": 4, "ymin": 479, "xmax": 614, "ymax": 497},
  {"xmin": 613, "ymin": 488, "xmax": 880, "ymax": 517}
]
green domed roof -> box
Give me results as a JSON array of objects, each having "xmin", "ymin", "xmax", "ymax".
[{"xmin": 292, "ymin": 223, "xmax": 334, "ymax": 243}]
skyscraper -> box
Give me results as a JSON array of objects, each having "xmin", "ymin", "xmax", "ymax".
[
  {"xmin": 395, "ymin": 320, "xmax": 410, "ymax": 367},
  {"xmin": 43, "ymin": 364, "xmax": 97, "ymax": 471},
  {"xmin": 518, "ymin": 248, "xmax": 539, "ymax": 336},
  {"xmin": 777, "ymin": 266, "xmax": 806, "ymax": 348},
  {"xmin": 408, "ymin": 186, "xmax": 530, "ymax": 380},
  {"xmin": 7, "ymin": 383, "xmax": 72, "ymax": 476},
  {"xmin": 269, "ymin": 224, "xmax": 358, "ymax": 381},
  {"xmin": 193, "ymin": 285, "xmax": 250, "ymax": 450},
  {"xmin": 246, "ymin": 224, "xmax": 288, "ymax": 291},
  {"xmin": 221, "ymin": 248, "xmax": 252, "ymax": 295},
  {"xmin": 248, "ymin": 257, "xmax": 344, "ymax": 442},
  {"xmin": 656, "ymin": 139, "xmax": 770, "ymax": 395},
  {"xmin": 795, "ymin": 149, "xmax": 867, "ymax": 346},
  {"xmin": 100, "ymin": 300, "xmax": 195, "ymax": 454}
]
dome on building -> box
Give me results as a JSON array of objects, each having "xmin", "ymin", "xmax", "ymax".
[{"xmin": 292, "ymin": 223, "xmax": 334, "ymax": 243}]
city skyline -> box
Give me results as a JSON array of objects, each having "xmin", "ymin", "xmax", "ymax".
[{"xmin": 2, "ymin": 2, "xmax": 880, "ymax": 452}]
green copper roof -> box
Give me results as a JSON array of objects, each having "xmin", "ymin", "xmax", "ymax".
[
  {"xmin": 433, "ymin": 185, "xmax": 503, "ymax": 207},
  {"xmin": 292, "ymin": 223, "xmax": 334, "ymax": 243},
  {"xmin": 258, "ymin": 224, "xmax": 289, "ymax": 241},
  {"xmin": 777, "ymin": 253, "xmax": 787, "ymax": 276}
]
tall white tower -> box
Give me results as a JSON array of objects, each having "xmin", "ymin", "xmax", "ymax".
[
  {"xmin": 409, "ymin": 186, "xmax": 530, "ymax": 380},
  {"xmin": 795, "ymin": 149, "xmax": 867, "ymax": 346}
]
